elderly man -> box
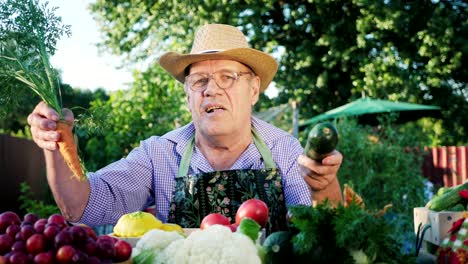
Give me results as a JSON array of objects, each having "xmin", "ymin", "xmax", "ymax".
[{"xmin": 27, "ymin": 24, "xmax": 343, "ymax": 231}]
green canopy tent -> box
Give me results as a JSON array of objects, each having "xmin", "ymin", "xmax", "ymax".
[{"xmin": 300, "ymin": 97, "xmax": 441, "ymax": 128}]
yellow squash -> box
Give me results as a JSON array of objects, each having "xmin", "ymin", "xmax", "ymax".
[
  {"xmin": 113, "ymin": 211, "xmax": 162, "ymax": 237},
  {"xmin": 160, "ymin": 223, "xmax": 184, "ymax": 233}
]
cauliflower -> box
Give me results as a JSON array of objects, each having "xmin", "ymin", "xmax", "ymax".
[
  {"xmin": 156, "ymin": 225, "xmax": 261, "ymax": 264},
  {"xmin": 135, "ymin": 229, "xmax": 185, "ymax": 252}
]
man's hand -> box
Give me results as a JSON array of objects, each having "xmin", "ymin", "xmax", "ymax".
[
  {"xmin": 28, "ymin": 101, "xmax": 88, "ymax": 222},
  {"xmin": 298, "ymin": 150, "xmax": 343, "ymax": 191},
  {"xmin": 298, "ymin": 150, "xmax": 343, "ymax": 205},
  {"xmin": 27, "ymin": 101, "xmax": 74, "ymax": 151}
]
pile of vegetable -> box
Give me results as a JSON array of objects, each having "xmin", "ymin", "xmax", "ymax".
[
  {"xmin": 259, "ymin": 184, "xmax": 412, "ymax": 263},
  {"xmin": 130, "ymin": 199, "xmax": 268, "ymax": 264},
  {"xmin": 425, "ymin": 181, "xmax": 468, "ymax": 212},
  {"xmin": 285, "ymin": 201, "xmax": 414, "ymax": 263},
  {"xmin": 127, "ymin": 188, "xmax": 416, "ymax": 263},
  {"xmin": 0, "ymin": 211, "xmax": 132, "ymax": 263},
  {"xmin": 133, "ymin": 220, "xmax": 262, "ymax": 264}
]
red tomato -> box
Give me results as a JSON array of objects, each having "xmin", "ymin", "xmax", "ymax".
[
  {"xmin": 200, "ymin": 213, "xmax": 230, "ymax": 229},
  {"xmin": 235, "ymin": 199, "xmax": 269, "ymax": 228}
]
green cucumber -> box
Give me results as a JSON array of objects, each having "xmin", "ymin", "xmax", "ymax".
[
  {"xmin": 304, "ymin": 122, "xmax": 339, "ymax": 161},
  {"xmin": 427, "ymin": 181, "xmax": 468, "ymax": 211},
  {"xmin": 450, "ymin": 203, "xmax": 465, "ymax": 212},
  {"xmin": 436, "ymin": 187, "xmax": 448, "ymax": 197}
]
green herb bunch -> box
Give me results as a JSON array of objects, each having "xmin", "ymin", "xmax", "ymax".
[{"xmin": 287, "ymin": 200, "xmax": 416, "ymax": 263}]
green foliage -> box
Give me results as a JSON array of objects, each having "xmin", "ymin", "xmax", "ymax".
[
  {"xmin": 288, "ymin": 202, "xmax": 416, "ymax": 263},
  {"xmin": 18, "ymin": 182, "xmax": 59, "ymax": 218},
  {"xmin": 89, "ymin": 0, "xmax": 467, "ymax": 144},
  {"xmin": 312, "ymin": 117, "xmax": 427, "ymax": 254},
  {"xmin": 82, "ymin": 65, "xmax": 191, "ymax": 171},
  {"xmin": 333, "ymin": 118, "xmax": 427, "ymax": 214}
]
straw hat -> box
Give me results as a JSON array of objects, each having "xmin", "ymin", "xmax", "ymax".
[{"xmin": 159, "ymin": 24, "xmax": 278, "ymax": 92}]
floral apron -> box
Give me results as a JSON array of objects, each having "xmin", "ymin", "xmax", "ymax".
[{"xmin": 168, "ymin": 128, "xmax": 288, "ymax": 234}]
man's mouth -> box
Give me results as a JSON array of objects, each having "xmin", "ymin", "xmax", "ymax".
[{"xmin": 205, "ymin": 105, "xmax": 226, "ymax": 113}]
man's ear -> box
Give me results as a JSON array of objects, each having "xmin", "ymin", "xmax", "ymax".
[{"xmin": 251, "ymin": 75, "xmax": 261, "ymax": 106}]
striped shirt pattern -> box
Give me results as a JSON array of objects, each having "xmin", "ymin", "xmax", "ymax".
[{"xmin": 79, "ymin": 116, "xmax": 312, "ymax": 226}]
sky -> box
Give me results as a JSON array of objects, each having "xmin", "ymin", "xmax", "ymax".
[{"xmin": 46, "ymin": 0, "xmax": 133, "ymax": 92}]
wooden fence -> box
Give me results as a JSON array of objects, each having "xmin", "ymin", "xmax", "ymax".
[
  {"xmin": 422, "ymin": 146, "xmax": 468, "ymax": 188},
  {"xmin": 0, "ymin": 134, "xmax": 47, "ymax": 213}
]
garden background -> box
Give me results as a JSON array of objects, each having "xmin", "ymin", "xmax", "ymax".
[{"xmin": 0, "ymin": 0, "xmax": 466, "ymax": 254}]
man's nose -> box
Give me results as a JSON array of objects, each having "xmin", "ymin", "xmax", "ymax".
[{"xmin": 203, "ymin": 76, "xmax": 222, "ymax": 95}]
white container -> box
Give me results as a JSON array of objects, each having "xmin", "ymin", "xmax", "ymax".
[{"xmin": 413, "ymin": 207, "xmax": 465, "ymax": 246}]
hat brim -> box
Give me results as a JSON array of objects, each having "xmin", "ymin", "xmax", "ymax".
[{"xmin": 159, "ymin": 48, "xmax": 278, "ymax": 92}]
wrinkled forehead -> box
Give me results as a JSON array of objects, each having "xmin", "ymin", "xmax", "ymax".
[{"xmin": 186, "ymin": 59, "xmax": 254, "ymax": 75}]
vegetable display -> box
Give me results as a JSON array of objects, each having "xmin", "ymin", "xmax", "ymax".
[
  {"xmin": 0, "ymin": 211, "xmax": 132, "ymax": 263},
  {"xmin": 285, "ymin": 187, "xmax": 412, "ymax": 263},
  {"xmin": 304, "ymin": 122, "xmax": 339, "ymax": 161},
  {"xmin": 128, "ymin": 187, "xmax": 417, "ymax": 263},
  {"xmin": 133, "ymin": 223, "xmax": 261, "ymax": 264},
  {"xmin": 425, "ymin": 181, "xmax": 468, "ymax": 212}
]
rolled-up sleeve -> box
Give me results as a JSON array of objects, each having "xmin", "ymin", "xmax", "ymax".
[{"xmin": 79, "ymin": 140, "xmax": 155, "ymax": 226}]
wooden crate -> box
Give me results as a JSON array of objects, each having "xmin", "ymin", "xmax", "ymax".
[{"xmin": 413, "ymin": 207, "xmax": 465, "ymax": 246}]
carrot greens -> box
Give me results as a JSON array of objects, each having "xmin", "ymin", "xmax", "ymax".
[
  {"xmin": 0, "ymin": 0, "xmax": 90, "ymax": 180},
  {"xmin": 0, "ymin": 0, "xmax": 71, "ymax": 119}
]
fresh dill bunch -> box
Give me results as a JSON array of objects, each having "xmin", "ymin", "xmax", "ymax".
[
  {"xmin": 288, "ymin": 201, "xmax": 351, "ymax": 263},
  {"xmin": 288, "ymin": 201, "xmax": 336, "ymax": 255},
  {"xmin": 287, "ymin": 199, "xmax": 416, "ymax": 263}
]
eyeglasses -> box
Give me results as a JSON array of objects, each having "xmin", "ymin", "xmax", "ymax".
[{"xmin": 185, "ymin": 70, "xmax": 254, "ymax": 92}]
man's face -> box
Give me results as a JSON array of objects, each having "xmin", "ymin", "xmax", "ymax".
[{"xmin": 185, "ymin": 59, "xmax": 260, "ymax": 138}]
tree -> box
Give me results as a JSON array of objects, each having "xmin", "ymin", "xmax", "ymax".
[
  {"xmin": 89, "ymin": 0, "xmax": 467, "ymax": 144},
  {"xmin": 82, "ymin": 65, "xmax": 191, "ymax": 171}
]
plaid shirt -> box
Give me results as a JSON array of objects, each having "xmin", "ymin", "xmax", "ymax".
[{"xmin": 79, "ymin": 116, "xmax": 312, "ymax": 226}]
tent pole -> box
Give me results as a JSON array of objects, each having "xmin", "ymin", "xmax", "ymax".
[{"xmin": 292, "ymin": 100, "xmax": 299, "ymax": 138}]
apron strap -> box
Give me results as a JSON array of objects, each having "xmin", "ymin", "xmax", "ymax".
[
  {"xmin": 177, "ymin": 127, "xmax": 276, "ymax": 177},
  {"xmin": 251, "ymin": 128, "xmax": 276, "ymax": 169},
  {"xmin": 178, "ymin": 135, "xmax": 195, "ymax": 177}
]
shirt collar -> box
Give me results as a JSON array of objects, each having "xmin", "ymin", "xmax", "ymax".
[
  {"xmin": 162, "ymin": 122, "xmax": 195, "ymax": 158},
  {"xmin": 162, "ymin": 117, "xmax": 267, "ymax": 173}
]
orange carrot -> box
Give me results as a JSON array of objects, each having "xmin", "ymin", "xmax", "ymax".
[{"xmin": 56, "ymin": 121, "xmax": 85, "ymax": 180}]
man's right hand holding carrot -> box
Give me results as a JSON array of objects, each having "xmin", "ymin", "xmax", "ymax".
[{"xmin": 27, "ymin": 101, "xmax": 89, "ymax": 222}]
